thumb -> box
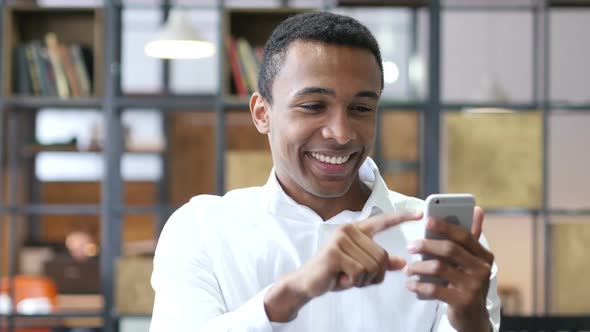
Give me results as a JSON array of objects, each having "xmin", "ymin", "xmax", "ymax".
[{"xmin": 471, "ymin": 206, "xmax": 485, "ymax": 239}]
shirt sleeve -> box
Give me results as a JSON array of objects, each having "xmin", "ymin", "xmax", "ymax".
[
  {"xmin": 149, "ymin": 199, "xmax": 277, "ymax": 332},
  {"xmin": 431, "ymin": 235, "xmax": 502, "ymax": 332}
]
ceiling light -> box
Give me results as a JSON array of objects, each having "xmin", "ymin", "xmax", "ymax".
[
  {"xmin": 383, "ymin": 60, "xmax": 400, "ymax": 84},
  {"xmin": 145, "ymin": 8, "xmax": 215, "ymax": 59}
]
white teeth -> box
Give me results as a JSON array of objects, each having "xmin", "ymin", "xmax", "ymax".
[{"xmin": 310, "ymin": 152, "xmax": 351, "ymax": 165}]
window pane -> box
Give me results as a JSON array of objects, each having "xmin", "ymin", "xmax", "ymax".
[
  {"xmin": 332, "ymin": 7, "xmax": 427, "ymax": 101},
  {"xmin": 551, "ymin": 217, "xmax": 590, "ymax": 314},
  {"xmin": 549, "ymin": 112, "xmax": 590, "ymax": 209},
  {"xmin": 122, "ymin": 110, "xmax": 165, "ymax": 152},
  {"xmin": 35, "ymin": 0, "xmax": 102, "ymax": 6},
  {"xmin": 484, "ymin": 214, "xmax": 536, "ymax": 315},
  {"xmin": 170, "ymin": 9, "xmax": 218, "ymax": 94},
  {"xmin": 290, "ymin": 0, "xmax": 323, "ymax": 7},
  {"xmin": 122, "ymin": 8, "xmax": 162, "ymax": 94},
  {"xmin": 442, "ymin": 12, "xmax": 533, "ymax": 103},
  {"xmin": 550, "ymin": 10, "xmax": 590, "ymax": 103},
  {"xmin": 36, "ymin": 109, "xmax": 101, "ymax": 148},
  {"xmin": 122, "ymin": 154, "xmax": 162, "ymax": 181},
  {"xmin": 121, "ymin": 110, "xmax": 165, "ymax": 187},
  {"xmin": 226, "ymin": 0, "xmax": 280, "ymax": 7},
  {"xmin": 36, "ymin": 152, "xmax": 100, "ymax": 181},
  {"xmin": 442, "ymin": 111, "xmax": 542, "ymax": 208},
  {"xmin": 115, "ymin": 0, "xmax": 218, "ymax": 7}
]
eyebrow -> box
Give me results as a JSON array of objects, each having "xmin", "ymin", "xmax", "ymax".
[
  {"xmin": 293, "ymin": 87, "xmax": 336, "ymax": 98},
  {"xmin": 293, "ymin": 87, "xmax": 380, "ymax": 100}
]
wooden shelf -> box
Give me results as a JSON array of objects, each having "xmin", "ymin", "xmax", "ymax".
[
  {"xmin": 4, "ymin": 96, "xmax": 101, "ymax": 109},
  {"xmin": 0, "ymin": 294, "xmax": 102, "ymax": 327},
  {"xmin": 117, "ymin": 93, "xmax": 215, "ymax": 110},
  {"xmin": 22, "ymin": 144, "xmax": 164, "ymax": 157},
  {"xmin": 223, "ymin": 8, "xmax": 307, "ymax": 97}
]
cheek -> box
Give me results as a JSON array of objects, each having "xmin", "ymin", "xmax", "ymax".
[
  {"xmin": 355, "ymin": 120, "xmax": 376, "ymax": 143},
  {"xmin": 274, "ymin": 127, "xmax": 319, "ymax": 170}
]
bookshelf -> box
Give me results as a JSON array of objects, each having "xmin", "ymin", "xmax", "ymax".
[
  {"xmin": 2, "ymin": 6, "xmax": 103, "ymax": 98},
  {"xmin": 223, "ymin": 8, "xmax": 306, "ymax": 98}
]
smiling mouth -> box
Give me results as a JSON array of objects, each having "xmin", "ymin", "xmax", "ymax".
[{"xmin": 310, "ymin": 152, "xmax": 353, "ymax": 165}]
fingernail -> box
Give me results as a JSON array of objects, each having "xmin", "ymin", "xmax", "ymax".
[
  {"xmin": 405, "ymin": 280, "xmax": 416, "ymax": 291},
  {"xmin": 407, "ymin": 240, "xmax": 419, "ymax": 253}
]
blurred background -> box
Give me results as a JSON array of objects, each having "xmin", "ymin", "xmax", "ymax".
[{"xmin": 0, "ymin": 0, "xmax": 589, "ymax": 331}]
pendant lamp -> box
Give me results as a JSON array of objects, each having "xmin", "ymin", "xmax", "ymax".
[{"xmin": 145, "ymin": 8, "xmax": 215, "ymax": 59}]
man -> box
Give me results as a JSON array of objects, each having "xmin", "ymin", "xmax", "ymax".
[{"xmin": 150, "ymin": 11, "xmax": 500, "ymax": 332}]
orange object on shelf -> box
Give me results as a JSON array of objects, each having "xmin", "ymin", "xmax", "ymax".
[
  {"xmin": 0, "ymin": 276, "xmax": 58, "ymax": 332},
  {"xmin": 0, "ymin": 275, "xmax": 58, "ymax": 311}
]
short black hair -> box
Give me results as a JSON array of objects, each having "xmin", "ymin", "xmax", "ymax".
[{"xmin": 258, "ymin": 11, "xmax": 384, "ymax": 104}]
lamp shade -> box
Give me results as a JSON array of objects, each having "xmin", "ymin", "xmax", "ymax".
[{"xmin": 145, "ymin": 9, "xmax": 215, "ymax": 59}]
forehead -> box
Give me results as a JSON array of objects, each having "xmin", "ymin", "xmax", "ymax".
[{"xmin": 273, "ymin": 40, "xmax": 382, "ymax": 96}]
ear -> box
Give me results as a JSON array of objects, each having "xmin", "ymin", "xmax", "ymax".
[{"xmin": 250, "ymin": 92, "xmax": 270, "ymax": 134}]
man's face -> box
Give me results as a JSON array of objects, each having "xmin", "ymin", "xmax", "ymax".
[{"xmin": 262, "ymin": 41, "xmax": 381, "ymax": 200}]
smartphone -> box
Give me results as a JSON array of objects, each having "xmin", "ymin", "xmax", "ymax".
[{"xmin": 418, "ymin": 193, "xmax": 475, "ymax": 286}]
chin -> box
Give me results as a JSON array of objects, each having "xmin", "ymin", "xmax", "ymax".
[{"xmin": 307, "ymin": 182, "xmax": 352, "ymax": 199}]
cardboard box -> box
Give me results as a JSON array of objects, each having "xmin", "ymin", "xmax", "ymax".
[{"xmin": 116, "ymin": 256, "xmax": 154, "ymax": 315}]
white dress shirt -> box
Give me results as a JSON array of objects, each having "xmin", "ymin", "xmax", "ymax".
[{"xmin": 150, "ymin": 158, "xmax": 501, "ymax": 332}]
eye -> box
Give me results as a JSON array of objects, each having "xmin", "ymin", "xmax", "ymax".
[
  {"xmin": 299, "ymin": 103, "xmax": 325, "ymax": 112},
  {"xmin": 350, "ymin": 105, "xmax": 374, "ymax": 113}
]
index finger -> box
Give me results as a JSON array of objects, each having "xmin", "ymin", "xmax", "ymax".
[{"xmin": 358, "ymin": 211, "xmax": 423, "ymax": 237}]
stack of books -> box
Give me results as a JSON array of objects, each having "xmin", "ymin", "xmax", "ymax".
[
  {"xmin": 13, "ymin": 32, "xmax": 93, "ymax": 98},
  {"xmin": 225, "ymin": 35, "xmax": 263, "ymax": 97}
]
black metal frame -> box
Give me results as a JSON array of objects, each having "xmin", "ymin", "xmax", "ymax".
[
  {"xmin": 101, "ymin": 2, "xmax": 123, "ymax": 331},
  {"xmin": 500, "ymin": 315, "xmax": 590, "ymax": 332}
]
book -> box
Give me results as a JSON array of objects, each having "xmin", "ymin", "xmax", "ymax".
[
  {"xmin": 13, "ymin": 37, "xmax": 93, "ymax": 97},
  {"xmin": 225, "ymin": 36, "xmax": 248, "ymax": 96},
  {"xmin": 30, "ymin": 41, "xmax": 55, "ymax": 96},
  {"xmin": 60, "ymin": 44, "xmax": 81, "ymax": 97},
  {"xmin": 14, "ymin": 45, "xmax": 32, "ymax": 95},
  {"xmin": 70, "ymin": 44, "xmax": 92, "ymax": 96},
  {"xmin": 236, "ymin": 38, "xmax": 259, "ymax": 93},
  {"xmin": 24, "ymin": 44, "xmax": 42, "ymax": 95},
  {"xmin": 254, "ymin": 46, "xmax": 264, "ymax": 64},
  {"xmin": 45, "ymin": 32, "xmax": 70, "ymax": 98}
]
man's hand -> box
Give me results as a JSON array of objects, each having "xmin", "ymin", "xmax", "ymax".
[
  {"xmin": 264, "ymin": 210, "xmax": 423, "ymax": 322},
  {"xmin": 405, "ymin": 206, "xmax": 494, "ymax": 332}
]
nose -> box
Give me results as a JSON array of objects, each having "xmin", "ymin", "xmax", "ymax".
[{"xmin": 321, "ymin": 109, "xmax": 356, "ymax": 145}]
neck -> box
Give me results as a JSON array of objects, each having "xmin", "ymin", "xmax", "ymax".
[{"xmin": 280, "ymin": 176, "xmax": 372, "ymax": 221}]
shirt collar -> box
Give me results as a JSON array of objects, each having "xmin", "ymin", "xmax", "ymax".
[{"xmin": 264, "ymin": 157, "xmax": 395, "ymax": 223}]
